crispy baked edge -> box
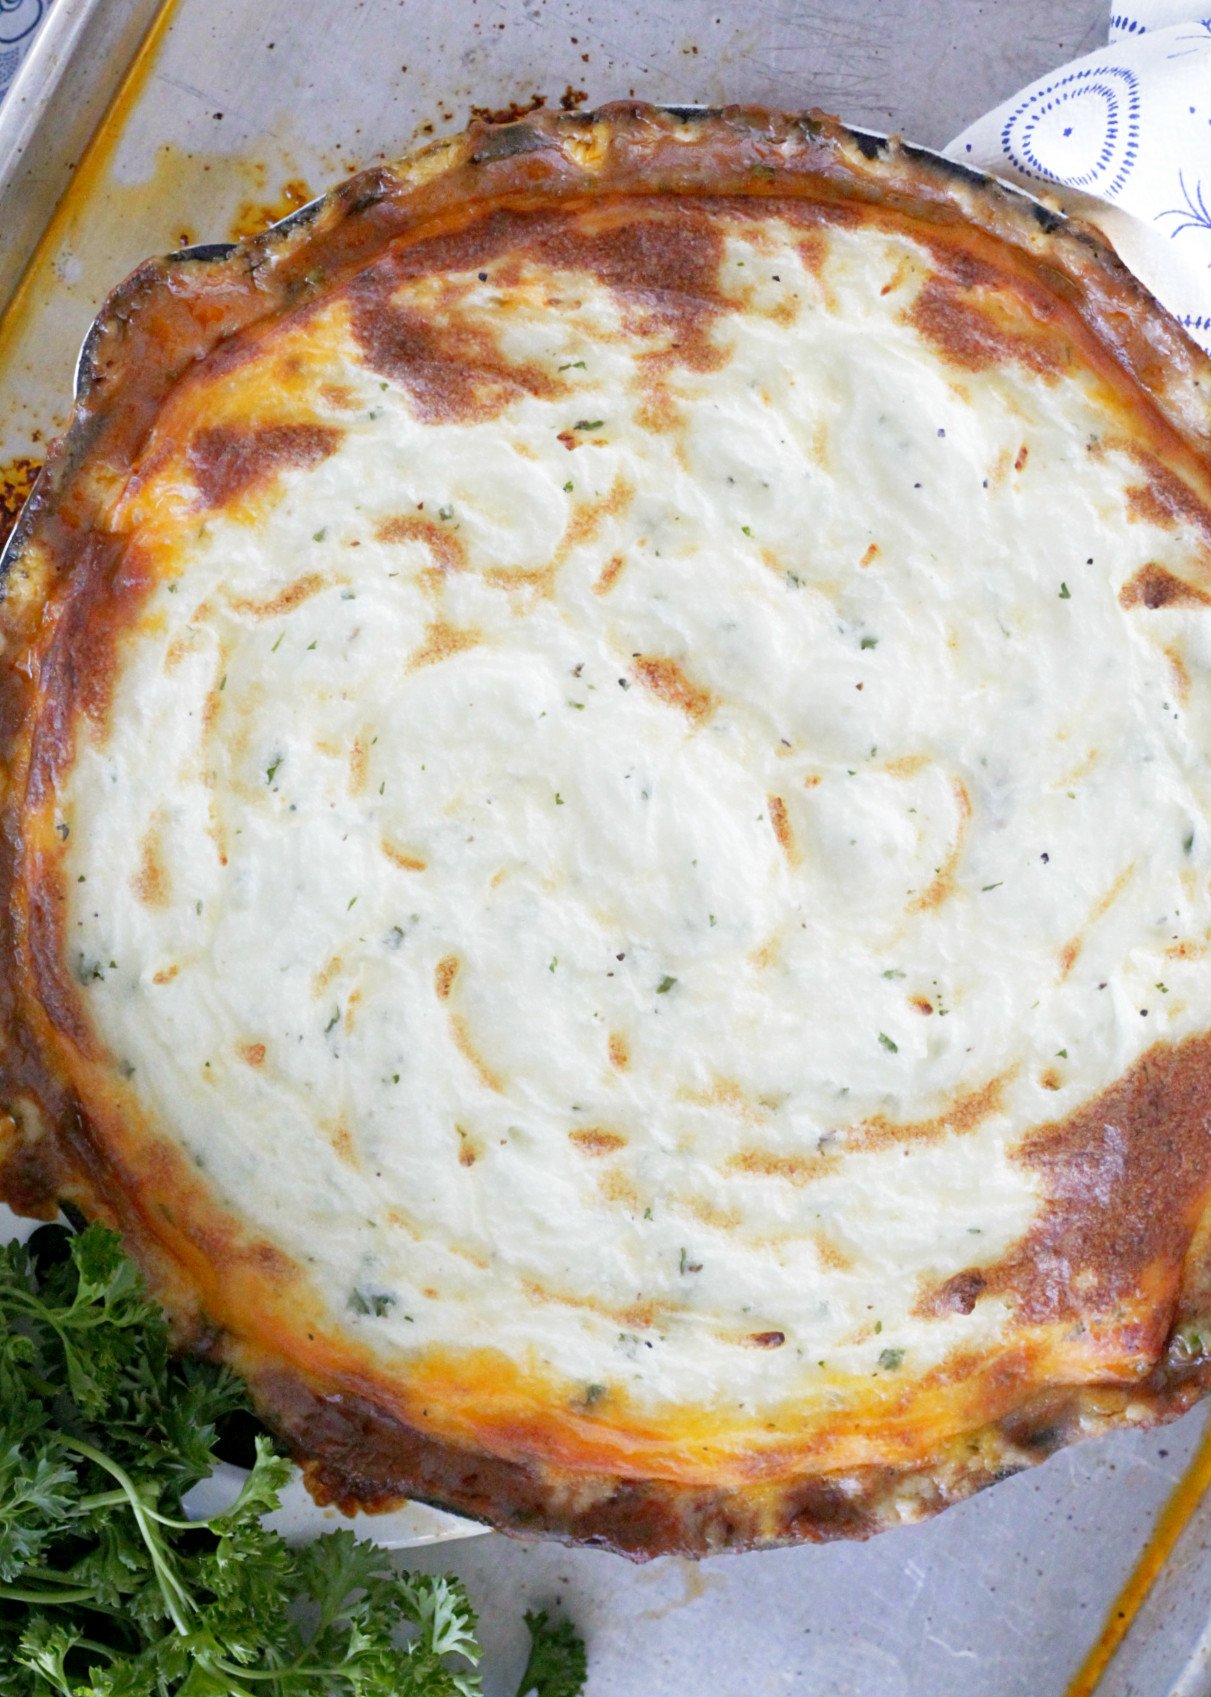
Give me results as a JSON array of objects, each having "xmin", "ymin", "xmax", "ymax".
[{"xmin": 4, "ymin": 102, "xmax": 1211, "ymax": 1559}]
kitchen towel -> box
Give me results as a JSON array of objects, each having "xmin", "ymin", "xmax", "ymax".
[
  {"xmin": 0, "ymin": 0, "xmax": 48, "ymax": 107},
  {"xmin": 948, "ymin": 1, "xmax": 1211, "ymax": 349}
]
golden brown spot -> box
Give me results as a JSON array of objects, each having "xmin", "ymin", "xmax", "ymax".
[
  {"xmin": 569, "ymin": 1127, "xmax": 627, "ymax": 1156},
  {"xmin": 239, "ymin": 1042, "xmax": 266, "ymax": 1068},
  {"xmin": 632, "ymin": 656, "xmax": 715, "ymax": 724},
  {"xmin": 344, "ymin": 989, "xmax": 362, "ymax": 1034},
  {"xmin": 1124, "ymin": 456, "xmax": 1211, "ymax": 548},
  {"xmin": 320, "ymin": 382, "xmax": 358, "ymax": 410},
  {"xmin": 608, "ymin": 1031, "xmax": 630, "ymax": 1070},
  {"xmin": 860, "ymin": 542, "xmax": 879, "ymax": 568},
  {"xmin": 979, "ymin": 1032, "xmax": 1211, "ymax": 1327},
  {"xmin": 151, "ymin": 965, "xmax": 179, "ymax": 986},
  {"xmin": 349, "ymin": 738, "xmax": 368, "ymax": 794},
  {"xmin": 455, "ymin": 1125, "xmax": 480, "ymax": 1167},
  {"xmin": 1040, "ymin": 1068, "xmax": 1062, "ymax": 1091},
  {"xmin": 1166, "ymin": 644, "xmax": 1192, "ymax": 704},
  {"xmin": 326, "ymin": 1123, "xmax": 356, "ymax": 1165},
  {"xmin": 1012, "ymin": 443, "xmax": 1029, "ymax": 474},
  {"xmin": 346, "ymin": 273, "xmax": 563, "ymax": 425},
  {"xmin": 557, "ymin": 430, "xmax": 580, "ymax": 451},
  {"xmin": 907, "ymin": 779, "xmax": 971, "ymax": 914},
  {"xmin": 449, "ymin": 1014, "xmax": 503, "ymax": 1092},
  {"xmin": 434, "ymin": 954, "xmax": 459, "ymax": 1000},
  {"xmin": 883, "ymin": 753, "xmax": 927, "ymax": 779},
  {"xmin": 767, "ymin": 794, "xmax": 798, "ymax": 865},
  {"xmin": 813, "ymin": 1231, "xmax": 854, "ymax": 1272},
  {"xmin": 797, "ymin": 230, "xmax": 828, "ymax": 276},
  {"xmin": 810, "ymin": 420, "xmax": 830, "ymax": 469},
  {"xmin": 375, "ymin": 514, "xmax": 468, "ymax": 575},
  {"xmin": 682, "ymin": 1194, "xmax": 742, "ymax": 1232},
  {"xmin": 313, "ymin": 954, "xmax": 344, "ymax": 996},
  {"xmin": 229, "ymin": 571, "xmax": 327, "ymax": 618},
  {"xmin": 381, "ymin": 840, "xmax": 427, "ymax": 872},
  {"xmin": 1119, "ymin": 562, "xmax": 1211, "ymax": 610},
  {"xmin": 878, "ymin": 252, "xmax": 914, "ymax": 297},
  {"xmin": 133, "ymin": 819, "xmax": 170, "ymax": 908},
  {"xmin": 727, "ymin": 1149, "xmax": 831, "ymax": 1187},
  {"xmin": 803, "ymin": 772, "xmax": 822, "ymax": 788},
  {"xmin": 918, "ymin": 1267, "xmax": 987, "ymax": 1318},
  {"xmin": 593, "ymin": 553, "xmax": 626, "ymax": 596},
  {"xmin": 907, "ymin": 274, "xmax": 1063, "ymax": 378},
  {"xmin": 521, "ymin": 1278, "xmax": 656, "ymax": 1333},
  {"xmin": 488, "ymin": 473, "xmax": 633, "ymax": 600},
  {"xmin": 408, "ymin": 619, "xmax": 481, "ymax": 670},
  {"xmin": 747, "ymin": 1330, "xmax": 786, "ymax": 1349},
  {"xmin": 681, "ymin": 1076, "xmax": 765, "ymax": 1124},
  {"xmin": 597, "ymin": 1168, "xmax": 641, "ymax": 1211},
  {"xmin": 909, "ymin": 995, "xmax": 934, "ymax": 1016},
  {"xmin": 1056, "ymin": 862, "xmax": 1136, "ymax": 983},
  {"xmin": 164, "ymin": 632, "xmax": 192, "ymax": 670},
  {"xmin": 847, "ymin": 1070, "xmax": 1011, "ymax": 1154},
  {"xmin": 188, "ymin": 424, "xmax": 341, "ymax": 510}
]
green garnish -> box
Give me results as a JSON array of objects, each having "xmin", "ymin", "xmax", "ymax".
[
  {"xmin": 877, "ymin": 1346, "xmax": 905, "ymax": 1370},
  {"xmin": 562, "ymin": 480, "xmax": 574, "ymax": 493},
  {"xmin": 265, "ymin": 756, "xmax": 283, "ymax": 785},
  {"xmin": 573, "ymin": 420, "xmax": 604, "ymax": 432},
  {"xmin": 878, "ymin": 1032, "xmax": 898, "ymax": 1052},
  {"xmin": 313, "ymin": 528, "xmax": 326, "ymax": 542},
  {"xmin": 515, "ymin": 1609, "xmax": 589, "ymax": 1697},
  {"xmin": 558, "ymin": 361, "xmax": 587, "ymax": 372},
  {"xmin": 0, "ymin": 1224, "xmax": 587, "ymax": 1696},
  {"xmin": 656, "ymin": 975, "xmax": 677, "ymax": 994},
  {"xmin": 1059, "ymin": 582, "xmax": 1071, "ymax": 599}
]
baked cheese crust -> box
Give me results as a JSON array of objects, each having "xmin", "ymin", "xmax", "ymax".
[{"xmin": 5, "ymin": 105, "xmax": 1211, "ymax": 1556}]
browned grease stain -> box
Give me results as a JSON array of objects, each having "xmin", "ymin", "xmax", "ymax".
[
  {"xmin": 0, "ymin": 457, "xmax": 39, "ymax": 557},
  {"xmin": 860, "ymin": 541, "xmax": 879, "ymax": 567},
  {"xmin": 608, "ymin": 1031, "xmax": 630, "ymax": 1070},
  {"xmin": 569, "ymin": 1127, "xmax": 627, "ymax": 1156},
  {"xmin": 229, "ymin": 177, "xmax": 315, "ymax": 243},
  {"xmin": 1063, "ymin": 1422, "xmax": 1211, "ymax": 1697},
  {"xmin": 632, "ymin": 656, "xmax": 715, "ymax": 724},
  {"xmin": 239, "ymin": 1042, "xmax": 266, "ymax": 1068},
  {"xmin": 1119, "ymin": 561, "xmax": 1211, "ymax": 610},
  {"xmin": 187, "ymin": 423, "xmax": 341, "ymax": 510}
]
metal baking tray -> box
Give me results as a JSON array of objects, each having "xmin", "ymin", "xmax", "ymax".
[{"xmin": 3, "ymin": 1, "xmax": 1210, "ymax": 1693}]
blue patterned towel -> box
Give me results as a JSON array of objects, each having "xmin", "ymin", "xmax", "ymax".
[
  {"xmin": 0, "ymin": 0, "xmax": 48, "ymax": 108},
  {"xmin": 948, "ymin": 3, "xmax": 1211, "ymax": 348}
]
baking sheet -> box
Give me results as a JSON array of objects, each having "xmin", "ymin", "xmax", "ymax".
[{"xmin": 5, "ymin": 1, "xmax": 1211, "ymax": 1693}]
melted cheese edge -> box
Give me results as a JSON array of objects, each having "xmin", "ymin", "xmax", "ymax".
[{"xmin": 54, "ymin": 210, "xmax": 1211, "ymax": 1438}]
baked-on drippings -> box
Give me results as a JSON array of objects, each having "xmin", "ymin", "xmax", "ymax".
[{"xmin": 6, "ymin": 104, "xmax": 1211, "ymax": 1559}]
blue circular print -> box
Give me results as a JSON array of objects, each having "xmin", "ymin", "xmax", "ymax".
[
  {"xmin": 0, "ymin": 0, "xmax": 44, "ymax": 50},
  {"xmin": 1001, "ymin": 64, "xmax": 1141, "ymax": 199}
]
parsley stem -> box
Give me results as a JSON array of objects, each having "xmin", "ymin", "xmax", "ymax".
[
  {"xmin": 62, "ymin": 1436, "xmax": 194, "ymax": 1634},
  {"xmin": 0, "ymin": 1583, "xmax": 103, "ymax": 1605}
]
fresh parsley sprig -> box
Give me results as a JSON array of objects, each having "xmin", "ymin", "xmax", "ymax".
[{"xmin": 0, "ymin": 1223, "xmax": 587, "ymax": 1697}]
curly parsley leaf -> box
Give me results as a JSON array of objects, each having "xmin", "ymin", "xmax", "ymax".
[
  {"xmin": 0, "ymin": 1223, "xmax": 583, "ymax": 1697},
  {"xmin": 514, "ymin": 1609, "xmax": 588, "ymax": 1697}
]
